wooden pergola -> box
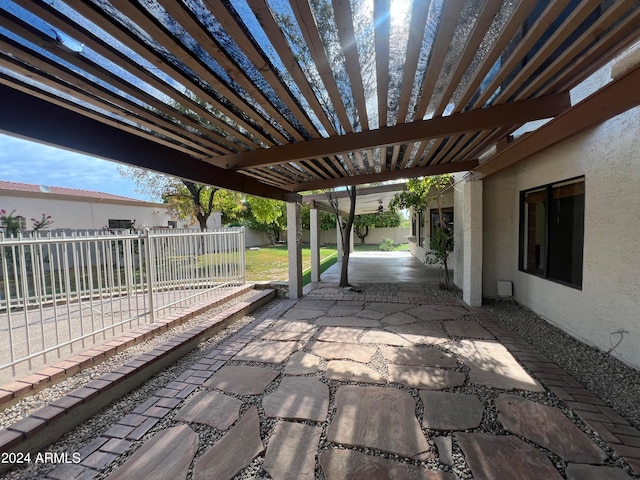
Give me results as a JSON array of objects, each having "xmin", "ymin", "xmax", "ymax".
[{"xmin": 1, "ymin": 1, "xmax": 639, "ymax": 297}]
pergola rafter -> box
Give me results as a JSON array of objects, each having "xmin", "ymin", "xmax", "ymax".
[{"xmin": 0, "ymin": 0, "xmax": 637, "ymax": 201}]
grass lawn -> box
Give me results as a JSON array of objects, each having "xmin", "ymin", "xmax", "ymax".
[
  {"xmin": 245, "ymin": 245, "xmax": 337, "ymax": 283},
  {"xmin": 245, "ymin": 242, "xmax": 409, "ymax": 284}
]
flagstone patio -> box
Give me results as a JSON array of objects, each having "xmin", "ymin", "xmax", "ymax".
[{"xmin": 43, "ymin": 284, "xmax": 639, "ymax": 480}]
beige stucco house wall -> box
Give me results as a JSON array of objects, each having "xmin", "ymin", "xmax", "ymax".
[
  {"xmin": 0, "ymin": 181, "xmax": 221, "ymax": 232},
  {"xmin": 448, "ymin": 44, "xmax": 640, "ymax": 370}
]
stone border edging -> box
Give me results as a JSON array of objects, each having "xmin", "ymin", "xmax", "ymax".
[
  {"xmin": 0, "ymin": 288, "xmax": 276, "ymax": 464},
  {"xmin": 0, "ymin": 285, "xmax": 255, "ymax": 410}
]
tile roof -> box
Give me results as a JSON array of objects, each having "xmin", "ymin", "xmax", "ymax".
[{"xmin": 0, "ymin": 180, "xmax": 145, "ymax": 203}]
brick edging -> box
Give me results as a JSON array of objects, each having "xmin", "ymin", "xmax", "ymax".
[
  {"xmin": 0, "ymin": 285, "xmax": 255, "ymax": 410},
  {"xmin": 0, "ymin": 288, "xmax": 276, "ymax": 462}
]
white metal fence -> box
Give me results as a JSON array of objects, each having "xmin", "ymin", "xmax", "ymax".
[{"xmin": 0, "ymin": 228, "xmax": 245, "ymax": 378}]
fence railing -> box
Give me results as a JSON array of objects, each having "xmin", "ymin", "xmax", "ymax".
[{"xmin": 0, "ymin": 228, "xmax": 245, "ymax": 378}]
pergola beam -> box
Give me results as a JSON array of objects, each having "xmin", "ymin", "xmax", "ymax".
[
  {"xmin": 219, "ymin": 93, "xmax": 570, "ymax": 171},
  {"xmin": 288, "ymin": 160, "xmax": 479, "ymax": 192},
  {"xmin": 475, "ymin": 63, "xmax": 640, "ymax": 178},
  {"xmin": 0, "ymin": 85, "xmax": 299, "ymax": 203}
]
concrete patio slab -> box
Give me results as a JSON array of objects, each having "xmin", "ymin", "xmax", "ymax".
[
  {"xmin": 204, "ymin": 365, "xmax": 279, "ymax": 394},
  {"xmin": 192, "ymin": 407, "xmax": 264, "ymax": 480},
  {"xmin": 456, "ymin": 432, "xmax": 564, "ymax": 480},
  {"xmin": 233, "ymin": 340, "xmax": 303, "ymax": 364},
  {"xmin": 319, "ymin": 449, "xmax": 454, "ymax": 480},
  {"xmin": 174, "ymin": 391, "xmax": 241, "ymax": 430},
  {"xmin": 264, "ymin": 421, "xmax": 321, "ymax": 480},
  {"xmin": 388, "ymin": 364, "xmax": 465, "ymax": 389},
  {"xmin": 327, "ymin": 385, "xmax": 431, "ymax": 459},
  {"xmin": 284, "ymin": 351, "xmax": 320, "ymax": 375},
  {"xmin": 107, "ymin": 424, "xmax": 198, "ymax": 480},
  {"xmin": 448, "ymin": 339, "xmax": 545, "ymax": 392},
  {"xmin": 420, "ymin": 391, "xmax": 484, "ymax": 430},
  {"xmin": 262, "ymin": 376, "xmax": 329, "ymax": 421},
  {"xmin": 325, "ymin": 360, "xmax": 386, "ymax": 384},
  {"xmin": 380, "ymin": 345, "xmax": 457, "ymax": 367},
  {"xmin": 496, "ymin": 394, "xmax": 607, "ymax": 463}
]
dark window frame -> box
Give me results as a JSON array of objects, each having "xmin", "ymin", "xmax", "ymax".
[{"xmin": 518, "ymin": 176, "xmax": 585, "ymax": 289}]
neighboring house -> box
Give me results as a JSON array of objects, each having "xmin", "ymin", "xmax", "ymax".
[
  {"xmin": 0, "ymin": 180, "xmax": 221, "ymax": 232},
  {"xmin": 447, "ymin": 53, "xmax": 640, "ymax": 371}
]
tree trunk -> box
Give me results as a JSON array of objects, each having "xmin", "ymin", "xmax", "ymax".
[{"xmin": 339, "ymin": 186, "xmax": 357, "ymax": 287}]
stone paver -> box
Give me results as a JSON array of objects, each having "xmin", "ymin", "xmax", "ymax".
[
  {"xmin": 310, "ymin": 342, "xmax": 377, "ymax": 362},
  {"xmin": 388, "ymin": 364, "xmax": 465, "ymax": 390},
  {"xmin": 314, "ymin": 316, "xmax": 380, "ymax": 327},
  {"xmin": 496, "ymin": 394, "xmax": 607, "ymax": 464},
  {"xmin": 326, "ymin": 305, "xmax": 364, "ymax": 316},
  {"xmin": 107, "ymin": 425, "xmax": 198, "ymax": 480},
  {"xmin": 420, "ymin": 391, "xmax": 484, "ymax": 430},
  {"xmin": 366, "ymin": 302, "xmax": 410, "ymax": 313},
  {"xmin": 270, "ymin": 319, "xmax": 317, "ymax": 333},
  {"xmin": 204, "ymin": 365, "xmax": 279, "ymax": 394},
  {"xmin": 434, "ymin": 436, "xmax": 453, "ymax": 465},
  {"xmin": 381, "ymin": 311, "xmax": 420, "ymax": 326},
  {"xmin": 379, "ymin": 345, "xmax": 457, "ymax": 367},
  {"xmin": 263, "ymin": 376, "xmax": 329, "ymax": 421},
  {"xmin": 319, "ymin": 449, "xmax": 454, "ymax": 480},
  {"xmin": 565, "ymin": 463, "xmax": 634, "ymax": 480},
  {"xmin": 385, "ymin": 323, "xmax": 449, "ymax": 344},
  {"xmin": 407, "ymin": 305, "xmax": 469, "ymax": 321},
  {"xmin": 314, "ymin": 326, "xmax": 363, "ymax": 343},
  {"xmin": 360, "ymin": 329, "xmax": 413, "ymax": 346},
  {"xmin": 192, "ymin": 407, "xmax": 264, "ymax": 480},
  {"xmin": 284, "ymin": 351, "xmax": 320, "ymax": 375},
  {"xmin": 282, "ymin": 308, "xmax": 323, "ymax": 320},
  {"xmin": 456, "ymin": 432, "xmax": 564, "ymax": 480},
  {"xmin": 264, "ymin": 421, "xmax": 321, "ymax": 480},
  {"xmin": 325, "ymin": 360, "xmax": 386, "ymax": 384},
  {"xmin": 233, "ymin": 340, "xmax": 302, "ymax": 363},
  {"xmin": 174, "ymin": 391, "xmax": 241, "ymax": 430},
  {"xmin": 448, "ymin": 340, "xmax": 545, "ymax": 392},
  {"xmin": 260, "ymin": 330, "xmax": 313, "ymax": 342},
  {"xmin": 443, "ymin": 320, "xmax": 495, "ymax": 339},
  {"xmin": 327, "ymin": 385, "xmax": 431, "ymax": 459},
  {"xmin": 356, "ymin": 309, "xmax": 388, "ymax": 320}
]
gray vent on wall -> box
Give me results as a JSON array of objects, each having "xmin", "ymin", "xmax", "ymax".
[{"xmin": 497, "ymin": 281, "xmax": 513, "ymax": 298}]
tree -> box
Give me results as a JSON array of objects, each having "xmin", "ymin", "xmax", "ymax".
[
  {"xmin": 353, "ymin": 210, "xmax": 401, "ymax": 244},
  {"xmin": 243, "ymin": 196, "xmax": 286, "ymax": 245},
  {"xmin": 389, "ymin": 174, "xmax": 455, "ymax": 288},
  {"xmin": 327, "ymin": 186, "xmax": 357, "ymax": 288},
  {"xmin": 118, "ymin": 166, "xmax": 243, "ymax": 230}
]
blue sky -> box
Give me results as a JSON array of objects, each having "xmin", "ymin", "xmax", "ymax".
[{"xmin": 0, "ymin": 133, "xmax": 152, "ymax": 201}]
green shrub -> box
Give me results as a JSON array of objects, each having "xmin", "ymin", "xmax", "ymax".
[{"xmin": 379, "ymin": 238, "xmax": 394, "ymax": 251}]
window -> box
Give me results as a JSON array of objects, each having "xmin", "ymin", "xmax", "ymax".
[
  {"xmin": 108, "ymin": 219, "xmax": 134, "ymax": 229},
  {"xmin": 430, "ymin": 207, "xmax": 453, "ymax": 250},
  {"xmin": 519, "ymin": 177, "xmax": 585, "ymax": 288},
  {"xmin": 417, "ymin": 211, "xmax": 425, "ymax": 247}
]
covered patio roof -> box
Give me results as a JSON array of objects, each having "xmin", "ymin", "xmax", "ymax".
[{"xmin": 1, "ymin": 1, "xmax": 639, "ymax": 201}]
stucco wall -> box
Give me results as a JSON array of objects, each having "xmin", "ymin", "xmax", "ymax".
[
  {"xmin": 482, "ymin": 105, "xmax": 640, "ymax": 369},
  {"xmin": 0, "ymin": 194, "xmax": 224, "ymax": 231}
]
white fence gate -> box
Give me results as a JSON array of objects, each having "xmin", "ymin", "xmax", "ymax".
[{"xmin": 0, "ymin": 228, "xmax": 245, "ymax": 378}]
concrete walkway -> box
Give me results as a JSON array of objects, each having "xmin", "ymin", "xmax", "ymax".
[
  {"xmin": 320, "ymin": 250, "xmax": 449, "ymax": 284},
  {"xmin": 45, "ymin": 285, "xmax": 639, "ymax": 480}
]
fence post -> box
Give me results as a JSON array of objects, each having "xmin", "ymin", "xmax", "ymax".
[
  {"xmin": 143, "ymin": 229, "xmax": 156, "ymax": 322},
  {"xmin": 240, "ymin": 227, "xmax": 246, "ymax": 285}
]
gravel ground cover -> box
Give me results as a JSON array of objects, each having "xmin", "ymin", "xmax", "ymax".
[
  {"xmin": 487, "ymin": 300, "xmax": 640, "ymax": 430},
  {"xmin": 1, "ymin": 285, "xmax": 638, "ymax": 479}
]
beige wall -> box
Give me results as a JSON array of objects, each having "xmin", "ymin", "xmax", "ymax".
[{"xmin": 481, "ymin": 104, "xmax": 640, "ymax": 369}]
